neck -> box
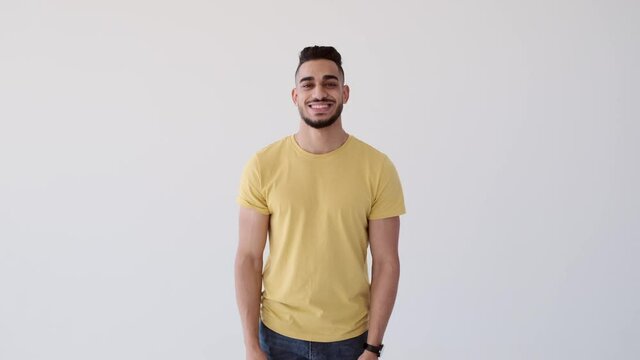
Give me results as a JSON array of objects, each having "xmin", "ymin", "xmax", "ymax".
[{"xmin": 294, "ymin": 119, "xmax": 349, "ymax": 154}]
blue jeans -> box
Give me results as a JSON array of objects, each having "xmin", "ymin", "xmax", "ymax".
[{"xmin": 259, "ymin": 321, "xmax": 368, "ymax": 360}]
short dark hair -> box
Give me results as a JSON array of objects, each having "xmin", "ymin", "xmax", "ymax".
[{"xmin": 295, "ymin": 46, "xmax": 344, "ymax": 81}]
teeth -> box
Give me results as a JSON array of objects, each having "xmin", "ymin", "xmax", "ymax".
[{"xmin": 310, "ymin": 104, "xmax": 330, "ymax": 109}]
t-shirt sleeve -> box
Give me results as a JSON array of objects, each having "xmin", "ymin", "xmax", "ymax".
[
  {"xmin": 236, "ymin": 154, "xmax": 270, "ymax": 215},
  {"xmin": 368, "ymin": 155, "xmax": 406, "ymax": 220}
]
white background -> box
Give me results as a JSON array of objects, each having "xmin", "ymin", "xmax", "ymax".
[{"xmin": 1, "ymin": 0, "xmax": 638, "ymax": 359}]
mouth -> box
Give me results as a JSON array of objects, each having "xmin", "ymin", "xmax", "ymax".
[{"xmin": 307, "ymin": 101, "xmax": 334, "ymax": 114}]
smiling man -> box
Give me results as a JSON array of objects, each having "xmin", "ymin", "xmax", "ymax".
[{"xmin": 235, "ymin": 46, "xmax": 405, "ymax": 360}]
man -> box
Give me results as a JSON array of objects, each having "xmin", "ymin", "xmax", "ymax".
[{"xmin": 235, "ymin": 46, "xmax": 405, "ymax": 360}]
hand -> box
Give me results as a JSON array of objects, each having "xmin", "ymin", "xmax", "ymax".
[
  {"xmin": 246, "ymin": 347, "xmax": 268, "ymax": 360},
  {"xmin": 357, "ymin": 350, "xmax": 380, "ymax": 360}
]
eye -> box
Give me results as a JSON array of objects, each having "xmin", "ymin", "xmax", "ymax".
[
  {"xmin": 301, "ymin": 83, "xmax": 313, "ymax": 89},
  {"xmin": 325, "ymin": 82, "xmax": 338, "ymax": 88}
]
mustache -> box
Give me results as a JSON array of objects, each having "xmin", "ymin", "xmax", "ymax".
[{"xmin": 305, "ymin": 98, "xmax": 335, "ymax": 104}]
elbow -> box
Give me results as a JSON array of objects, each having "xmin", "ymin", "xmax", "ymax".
[
  {"xmin": 372, "ymin": 256, "xmax": 400, "ymax": 276},
  {"xmin": 235, "ymin": 251, "xmax": 263, "ymax": 273}
]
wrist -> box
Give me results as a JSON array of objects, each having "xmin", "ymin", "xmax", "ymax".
[
  {"xmin": 361, "ymin": 351, "xmax": 379, "ymax": 359},
  {"xmin": 245, "ymin": 342, "xmax": 262, "ymax": 353},
  {"xmin": 363, "ymin": 342, "xmax": 384, "ymax": 357}
]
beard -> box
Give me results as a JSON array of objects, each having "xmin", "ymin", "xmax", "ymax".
[{"xmin": 299, "ymin": 102, "xmax": 343, "ymax": 129}]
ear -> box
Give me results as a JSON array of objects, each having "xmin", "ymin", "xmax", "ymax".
[
  {"xmin": 342, "ymin": 84, "xmax": 350, "ymax": 104},
  {"xmin": 291, "ymin": 87, "xmax": 298, "ymax": 105}
]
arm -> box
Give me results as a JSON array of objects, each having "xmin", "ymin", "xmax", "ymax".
[
  {"xmin": 360, "ymin": 216, "xmax": 401, "ymax": 359},
  {"xmin": 234, "ymin": 206, "xmax": 270, "ymax": 360}
]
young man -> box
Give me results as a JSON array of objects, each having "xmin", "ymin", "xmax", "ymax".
[{"xmin": 235, "ymin": 46, "xmax": 405, "ymax": 360}]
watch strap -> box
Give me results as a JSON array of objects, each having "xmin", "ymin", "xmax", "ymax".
[{"xmin": 363, "ymin": 343, "xmax": 384, "ymax": 357}]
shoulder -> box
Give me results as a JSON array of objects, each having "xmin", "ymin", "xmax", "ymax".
[
  {"xmin": 349, "ymin": 135, "xmax": 394, "ymax": 165},
  {"xmin": 248, "ymin": 135, "xmax": 292, "ymax": 167},
  {"xmin": 256, "ymin": 135, "xmax": 291, "ymax": 156}
]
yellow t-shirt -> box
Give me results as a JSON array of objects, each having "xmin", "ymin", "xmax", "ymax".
[{"xmin": 237, "ymin": 134, "xmax": 405, "ymax": 342}]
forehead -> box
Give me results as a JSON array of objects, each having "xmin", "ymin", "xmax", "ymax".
[{"xmin": 296, "ymin": 59, "xmax": 342, "ymax": 82}]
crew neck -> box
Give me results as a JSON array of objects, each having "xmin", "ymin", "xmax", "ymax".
[{"xmin": 289, "ymin": 134, "xmax": 353, "ymax": 159}]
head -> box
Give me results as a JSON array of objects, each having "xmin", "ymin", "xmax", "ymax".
[{"xmin": 292, "ymin": 46, "xmax": 350, "ymax": 129}]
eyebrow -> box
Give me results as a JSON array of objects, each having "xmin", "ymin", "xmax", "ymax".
[{"xmin": 299, "ymin": 75, "xmax": 340, "ymax": 84}]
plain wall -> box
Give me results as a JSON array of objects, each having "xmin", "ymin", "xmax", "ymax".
[{"xmin": 1, "ymin": 0, "xmax": 638, "ymax": 359}]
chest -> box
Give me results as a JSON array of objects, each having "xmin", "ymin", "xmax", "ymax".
[{"xmin": 263, "ymin": 159, "xmax": 375, "ymax": 218}]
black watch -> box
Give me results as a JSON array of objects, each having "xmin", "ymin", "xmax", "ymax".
[{"xmin": 363, "ymin": 342, "xmax": 384, "ymax": 357}]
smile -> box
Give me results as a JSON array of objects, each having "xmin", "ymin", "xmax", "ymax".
[{"xmin": 308, "ymin": 102, "xmax": 333, "ymax": 110}]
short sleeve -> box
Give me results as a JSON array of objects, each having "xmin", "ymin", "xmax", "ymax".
[
  {"xmin": 236, "ymin": 154, "xmax": 270, "ymax": 215},
  {"xmin": 368, "ymin": 155, "xmax": 406, "ymax": 220}
]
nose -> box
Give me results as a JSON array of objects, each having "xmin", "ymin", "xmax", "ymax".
[{"xmin": 311, "ymin": 85, "xmax": 328, "ymax": 100}]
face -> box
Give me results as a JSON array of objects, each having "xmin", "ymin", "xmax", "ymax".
[{"xmin": 292, "ymin": 59, "xmax": 350, "ymax": 129}]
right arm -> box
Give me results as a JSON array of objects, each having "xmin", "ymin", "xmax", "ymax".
[{"xmin": 234, "ymin": 206, "xmax": 270, "ymax": 360}]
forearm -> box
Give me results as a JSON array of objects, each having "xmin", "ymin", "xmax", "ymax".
[
  {"xmin": 367, "ymin": 256, "xmax": 400, "ymax": 346},
  {"xmin": 235, "ymin": 254, "xmax": 264, "ymax": 351}
]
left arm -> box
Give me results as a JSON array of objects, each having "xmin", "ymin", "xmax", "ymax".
[{"xmin": 359, "ymin": 216, "xmax": 401, "ymax": 359}]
